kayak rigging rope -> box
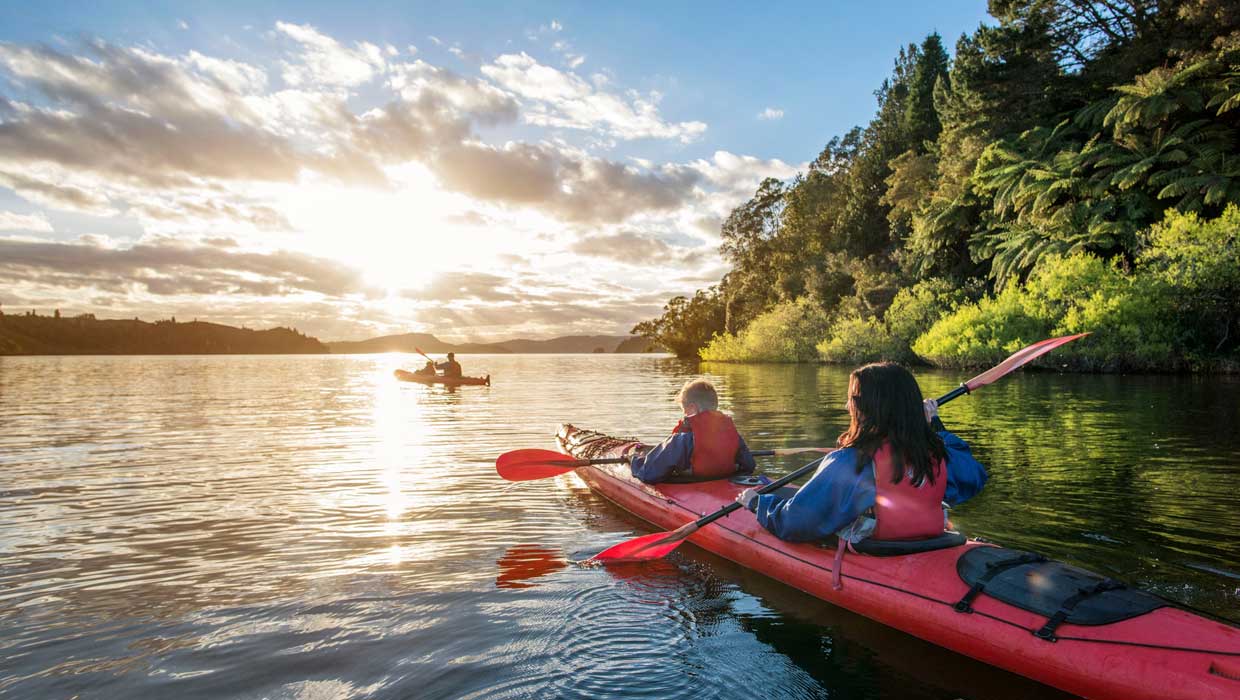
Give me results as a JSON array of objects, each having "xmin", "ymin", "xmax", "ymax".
[{"xmin": 593, "ymin": 467, "xmax": 1240, "ymax": 658}]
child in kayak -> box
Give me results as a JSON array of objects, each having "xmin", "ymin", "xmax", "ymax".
[
  {"xmin": 629, "ymin": 379, "xmax": 756, "ymax": 483},
  {"xmin": 736, "ymin": 362, "xmax": 987, "ymax": 544}
]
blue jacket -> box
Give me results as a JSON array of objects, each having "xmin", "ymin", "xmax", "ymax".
[
  {"xmin": 630, "ymin": 429, "xmax": 757, "ymax": 483},
  {"xmin": 749, "ymin": 421, "xmax": 987, "ymax": 543}
]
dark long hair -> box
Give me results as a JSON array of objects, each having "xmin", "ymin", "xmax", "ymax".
[{"xmin": 837, "ymin": 362, "xmax": 946, "ymax": 486}]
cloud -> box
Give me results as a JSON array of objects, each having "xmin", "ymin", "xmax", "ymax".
[
  {"xmin": 405, "ymin": 271, "xmax": 513, "ymax": 302},
  {"xmin": 689, "ymin": 150, "xmax": 800, "ymax": 197},
  {"xmin": 275, "ymin": 21, "xmax": 386, "ymax": 87},
  {"xmin": 0, "ymin": 41, "xmax": 335, "ymax": 188},
  {"xmin": 0, "ymin": 211, "xmax": 53, "ymax": 232},
  {"xmin": 757, "ymin": 107, "xmax": 784, "ymax": 121},
  {"xmin": 431, "ymin": 141, "xmax": 701, "ymax": 223},
  {"xmin": 0, "ymin": 236, "xmax": 375, "ymax": 298},
  {"xmin": 0, "ymin": 25, "xmax": 797, "ymax": 340},
  {"xmin": 550, "ymin": 39, "xmax": 585, "ymax": 69},
  {"xmin": 570, "ymin": 231, "xmax": 699, "ymax": 265},
  {"xmin": 386, "ymin": 60, "xmax": 518, "ymax": 126},
  {"xmin": 482, "ymin": 53, "xmax": 706, "ymax": 142},
  {"xmin": 0, "ymin": 172, "xmax": 114, "ymax": 215},
  {"xmin": 0, "ymin": 34, "xmax": 714, "ymax": 229}
]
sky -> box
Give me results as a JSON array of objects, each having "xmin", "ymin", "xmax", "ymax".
[{"xmin": 0, "ymin": 1, "xmax": 993, "ymax": 342}]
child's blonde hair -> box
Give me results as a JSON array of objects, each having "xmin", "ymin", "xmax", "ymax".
[{"xmin": 676, "ymin": 379, "xmax": 719, "ymax": 412}]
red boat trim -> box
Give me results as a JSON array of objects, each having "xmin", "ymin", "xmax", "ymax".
[{"xmin": 587, "ymin": 465, "xmax": 1240, "ymax": 658}]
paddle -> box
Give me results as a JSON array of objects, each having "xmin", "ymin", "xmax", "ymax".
[
  {"xmin": 414, "ymin": 346, "xmax": 436, "ymax": 364},
  {"xmin": 496, "ymin": 446, "xmax": 835, "ymax": 482},
  {"xmin": 590, "ymin": 332, "xmax": 1089, "ymax": 563}
]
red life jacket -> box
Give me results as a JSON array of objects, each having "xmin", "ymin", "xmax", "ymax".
[
  {"xmin": 673, "ymin": 410, "xmax": 742, "ymax": 478},
  {"xmin": 871, "ymin": 442, "xmax": 947, "ymax": 541}
]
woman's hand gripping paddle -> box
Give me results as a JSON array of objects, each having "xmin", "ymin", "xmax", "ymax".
[{"xmin": 589, "ymin": 332, "xmax": 1088, "ymax": 563}]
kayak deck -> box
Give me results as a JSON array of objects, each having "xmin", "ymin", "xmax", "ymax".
[
  {"xmin": 394, "ymin": 369, "xmax": 490, "ymax": 386},
  {"xmin": 555, "ymin": 424, "xmax": 1240, "ymax": 700}
]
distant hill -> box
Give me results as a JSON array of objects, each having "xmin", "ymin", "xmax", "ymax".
[
  {"xmin": 325, "ymin": 332, "xmax": 504, "ymax": 355},
  {"xmin": 615, "ymin": 336, "xmax": 662, "ymax": 353},
  {"xmin": 327, "ymin": 332, "xmax": 658, "ymax": 354},
  {"xmin": 0, "ymin": 312, "xmax": 326, "ymax": 355}
]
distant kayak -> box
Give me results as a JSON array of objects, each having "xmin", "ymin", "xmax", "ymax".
[
  {"xmin": 394, "ymin": 369, "xmax": 490, "ymax": 386},
  {"xmin": 554, "ymin": 424, "xmax": 1240, "ymax": 700}
]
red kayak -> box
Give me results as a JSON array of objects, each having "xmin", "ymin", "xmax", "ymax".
[
  {"xmin": 394, "ymin": 369, "xmax": 490, "ymax": 386},
  {"xmin": 555, "ymin": 424, "xmax": 1240, "ymax": 700}
]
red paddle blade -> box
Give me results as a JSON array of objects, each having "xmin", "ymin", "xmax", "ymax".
[
  {"xmin": 963, "ymin": 332, "xmax": 1089, "ymax": 391},
  {"xmin": 590, "ymin": 525, "xmax": 696, "ymax": 563},
  {"xmin": 495, "ymin": 449, "xmax": 586, "ymax": 481}
]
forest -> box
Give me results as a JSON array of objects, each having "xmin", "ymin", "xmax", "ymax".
[
  {"xmin": 0, "ymin": 311, "xmax": 327, "ymax": 355},
  {"xmin": 633, "ymin": 0, "xmax": 1240, "ymax": 371}
]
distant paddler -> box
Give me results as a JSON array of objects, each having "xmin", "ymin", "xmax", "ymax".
[
  {"xmin": 435, "ymin": 352, "xmax": 463, "ymax": 378},
  {"xmin": 414, "ymin": 346, "xmax": 464, "ymax": 378}
]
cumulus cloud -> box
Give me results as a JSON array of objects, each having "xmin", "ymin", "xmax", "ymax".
[
  {"xmin": 0, "ymin": 211, "xmax": 53, "ymax": 232},
  {"xmin": 689, "ymin": 150, "xmax": 801, "ymax": 197},
  {"xmin": 275, "ymin": 21, "xmax": 386, "ymax": 87},
  {"xmin": 386, "ymin": 60, "xmax": 518, "ymax": 125},
  {"xmin": 482, "ymin": 53, "xmax": 706, "ymax": 142},
  {"xmin": 757, "ymin": 107, "xmax": 784, "ymax": 121}
]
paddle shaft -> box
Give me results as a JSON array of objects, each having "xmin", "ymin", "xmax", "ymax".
[
  {"xmin": 576, "ymin": 448, "xmax": 779, "ymax": 468},
  {"xmin": 687, "ymin": 384, "xmax": 969, "ymax": 530}
]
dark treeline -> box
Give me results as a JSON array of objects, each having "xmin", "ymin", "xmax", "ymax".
[
  {"xmin": 635, "ymin": 0, "xmax": 1240, "ymax": 371},
  {"xmin": 0, "ymin": 311, "xmax": 326, "ymax": 355}
]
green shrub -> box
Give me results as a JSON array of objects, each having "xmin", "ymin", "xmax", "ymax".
[
  {"xmin": 913, "ymin": 253, "xmax": 1179, "ymax": 370},
  {"xmin": 1138, "ymin": 206, "xmax": 1240, "ymax": 359},
  {"xmin": 817, "ymin": 315, "xmax": 907, "ymax": 364},
  {"xmin": 699, "ymin": 298, "xmax": 832, "ymax": 362},
  {"xmin": 886, "ymin": 278, "xmax": 973, "ymax": 344},
  {"xmin": 911, "ymin": 285, "xmax": 1048, "ymax": 368}
]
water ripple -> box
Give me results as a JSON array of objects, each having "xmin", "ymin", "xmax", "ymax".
[{"xmin": 1, "ymin": 354, "xmax": 1231, "ymax": 699}]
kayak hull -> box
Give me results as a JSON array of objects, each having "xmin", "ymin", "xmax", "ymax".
[
  {"xmin": 394, "ymin": 369, "xmax": 490, "ymax": 386},
  {"xmin": 556, "ymin": 424, "xmax": 1240, "ymax": 700}
]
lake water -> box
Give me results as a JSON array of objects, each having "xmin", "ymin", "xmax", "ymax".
[{"xmin": 2, "ymin": 354, "xmax": 1238, "ymax": 699}]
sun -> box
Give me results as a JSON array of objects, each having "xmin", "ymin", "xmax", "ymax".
[{"xmin": 279, "ymin": 165, "xmax": 476, "ymax": 293}]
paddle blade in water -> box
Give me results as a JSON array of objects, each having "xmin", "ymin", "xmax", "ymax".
[
  {"xmin": 964, "ymin": 332, "xmax": 1089, "ymax": 391},
  {"xmin": 590, "ymin": 523, "xmax": 698, "ymax": 563},
  {"xmin": 495, "ymin": 449, "xmax": 586, "ymax": 481}
]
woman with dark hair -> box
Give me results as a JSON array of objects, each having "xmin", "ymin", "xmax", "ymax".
[{"xmin": 736, "ymin": 362, "xmax": 988, "ymax": 544}]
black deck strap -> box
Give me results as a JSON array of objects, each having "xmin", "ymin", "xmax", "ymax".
[
  {"xmin": 1034, "ymin": 578, "xmax": 1127, "ymax": 641},
  {"xmin": 954, "ymin": 552, "xmax": 1047, "ymax": 613},
  {"xmin": 851, "ymin": 531, "xmax": 967, "ymax": 557}
]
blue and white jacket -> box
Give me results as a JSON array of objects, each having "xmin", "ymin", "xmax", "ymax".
[{"xmin": 748, "ymin": 419, "xmax": 988, "ymax": 542}]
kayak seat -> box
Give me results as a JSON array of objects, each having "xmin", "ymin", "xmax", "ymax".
[
  {"xmin": 955, "ymin": 547, "xmax": 1166, "ymax": 634},
  {"xmin": 852, "ymin": 531, "xmax": 967, "ymax": 556}
]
